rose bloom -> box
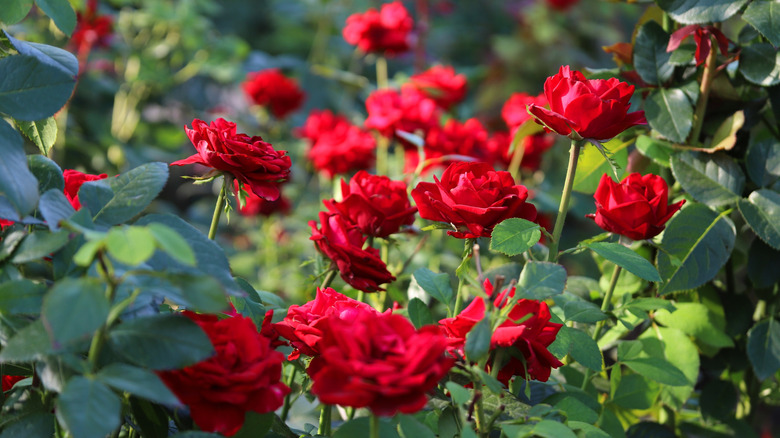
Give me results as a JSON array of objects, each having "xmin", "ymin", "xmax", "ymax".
[
  {"xmin": 502, "ymin": 92, "xmax": 547, "ymax": 133},
  {"xmin": 408, "ymin": 65, "xmax": 467, "ymax": 110},
  {"xmin": 364, "ymin": 86, "xmax": 440, "ymax": 147},
  {"xmin": 71, "ymin": 0, "xmax": 113, "ymax": 54},
  {"xmin": 274, "ymin": 287, "xmax": 379, "ymax": 360},
  {"xmin": 587, "ymin": 173, "xmax": 685, "ymax": 241},
  {"xmin": 63, "ymin": 169, "xmax": 109, "ymax": 210},
  {"xmin": 295, "ymin": 110, "xmax": 348, "ymax": 143},
  {"xmin": 528, "ymin": 65, "xmax": 646, "ymax": 141},
  {"xmin": 404, "ymin": 118, "xmax": 487, "ymax": 174},
  {"xmin": 235, "ymin": 180, "xmax": 291, "ymax": 217},
  {"xmin": 546, "ymin": 0, "xmax": 580, "ymax": 10},
  {"xmin": 242, "ymin": 69, "xmax": 305, "ymax": 119},
  {"xmin": 411, "ymin": 162, "xmax": 537, "ymax": 239},
  {"xmin": 308, "ymin": 308, "xmax": 454, "ymax": 416},
  {"xmin": 309, "ymin": 212, "xmax": 395, "ymax": 292},
  {"xmin": 295, "ymin": 110, "xmax": 376, "ymax": 178},
  {"xmin": 439, "ymin": 279, "xmax": 563, "ymax": 384},
  {"xmin": 342, "ymin": 1, "xmax": 413, "ymax": 56},
  {"xmin": 172, "ymin": 118, "xmax": 291, "ymax": 201},
  {"xmin": 323, "ymin": 171, "xmax": 416, "ymax": 238},
  {"xmin": 157, "ymin": 311, "xmax": 289, "ymax": 437},
  {"xmin": 2, "ymin": 375, "xmax": 25, "ymax": 392},
  {"xmin": 482, "ymin": 130, "xmax": 554, "ymax": 172}
]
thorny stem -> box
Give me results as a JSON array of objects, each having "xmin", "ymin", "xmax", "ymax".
[
  {"xmin": 370, "ymin": 413, "xmax": 380, "ymax": 438},
  {"xmin": 548, "ymin": 140, "xmax": 582, "ymax": 262},
  {"xmin": 320, "ymin": 266, "xmax": 338, "ymax": 290},
  {"xmin": 581, "ymin": 265, "xmax": 622, "ymax": 390},
  {"xmin": 689, "ymin": 28, "xmax": 720, "ymax": 145},
  {"xmin": 280, "ymin": 365, "xmax": 298, "ymax": 422},
  {"xmin": 318, "ymin": 404, "xmax": 332, "ymax": 436},
  {"xmin": 208, "ymin": 176, "xmax": 230, "ymax": 241}
]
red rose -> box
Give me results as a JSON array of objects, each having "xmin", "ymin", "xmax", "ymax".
[
  {"xmin": 667, "ymin": 25, "xmax": 730, "ymax": 67},
  {"xmin": 342, "ymin": 1, "xmax": 413, "ymax": 56},
  {"xmin": 274, "ymin": 287, "xmax": 379, "ymax": 360},
  {"xmin": 295, "ymin": 110, "xmax": 348, "ymax": 143},
  {"xmin": 308, "ymin": 309, "xmax": 454, "ymax": 416},
  {"xmin": 439, "ymin": 279, "xmax": 563, "ymax": 384},
  {"xmin": 172, "ymin": 118, "xmax": 291, "ymax": 201},
  {"xmin": 528, "ymin": 65, "xmax": 646, "ymax": 141},
  {"xmin": 587, "ymin": 173, "xmax": 685, "ymax": 241},
  {"xmin": 502, "ymin": 92, "xmax": 547, "ymax": 133},
  {"xmin": 403, "ymin": 118, "xmax": 487, "ymax": 174},
  {"xmin": 2, "ymin": 375, "xmax": 25, "ymax": 392},
  {"xmin": 364, "ymin": 86, "xmax": 441, "ymax": 147},
  {"xmin": 309, "ymin": 212, "xmax": 395, "ymax": 292},
  {"xmin": 157, "ymin": 312, "xmax": 289, "ymax": 437},
  {"xmin": 545, "ymin": 0, "xmax": 580, "ymax": 10},
  {"xmin": 71, "ymin": 0, "xmax": 113, "ymax": 54},
  {"xmin": 323, "ymin": 171, "xmax": 416, "ymax": 238},
  {"xmin": 483, "ymin": 131, "xmax": 554, "ymax": 172},
  {"xmin": 411, "ymin": 162, "xmax": 537, "ymax": 239},
  {"xmin": 408, "ymin": 65, "xmax": 467, "ymax": 110},
  {"xmin": 242, "ymin": 69, "xmax": 305, "ymax": 119},
  {"xmin": 235, "ymin": 180, "xmax": 291, "ymax": 217},
  {"xmin": 63, "ymin": 169, "xmax": 109, "ymax": 210},
  {"xmin": 296, "ymin": 110, "xmax": 376, "ymax": 178}
]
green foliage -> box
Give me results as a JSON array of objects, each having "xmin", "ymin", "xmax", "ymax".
[
  {"xmin": 671, "ymin": 151, "xmax": 745, "ymax": 207},
  {"xmin": 656, "ymin": 0, "xmax": 750, "ymax": 23},
  {"xmin": 645, "ymin": 88, "xmax": 694, "ymax": 143},
  {"xmin": 633, "ymin": 21, "xmax": 673, "ymax": 86},
  {"xmin": 738, "ymin": 189, "xmax": 780, "ymax": 250},
  {"xmin": 742, "ymin": 0, "xmax": 780, "ymax": 47},
  {"xmin": 490, "ymin": 218, "xmax": 542, "ymax": 257},
  {"xmin": 517, "ymin": 262, "xmax": 567, "ymax": 301},
  {"xmin": 584, "ymin": 242, "xmax": 661, "ymax": 282},
  {"xmin": 80, "ymin": 163, "xmax": 169, "ymax": 226},
  {"xmin": 412, "ymin": 267, "xmax": 454, "ymax": 308},
  {"xmin": 0, "ymin": 119, "xmax": 39, "ymax": 218},
  {"xmin": 739, "ymin": 43, "xmax": 780, "ymax": 86},
  {"xmin": 55, "ymin": 377, "xmax": 121, "ymax": 438},
  {"xmin": 747, "ymin": 319, "xmax": 780, "ymax": 380},
  {"xmin": 572, "ymin": 138, "xmax": 630, "ymax": 194},
  {"xmin": 42, "ymin": 278, "xmax": 109, "ymax": 346}
]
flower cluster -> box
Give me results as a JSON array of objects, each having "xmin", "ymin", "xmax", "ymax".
[
  {"xmin": 242, "ymin": 69, "xmax": 305, "ymax": 119},
  {"xmin": 296, "ymin": 110, "xmax": 376, "ymax": 178},
  {"xmin": 342, "ymin": 1, "xmax": 414, "ymax": 56}
]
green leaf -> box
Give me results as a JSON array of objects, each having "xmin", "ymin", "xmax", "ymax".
[
  {"xmin": 621, "ymin": 298, "xmax": 676, "ymax": 314},
  {"xmin": 671, "ymin": 151, "xmax": 745, "ymax": 207},
  {"xmin": 645, "ymin": 88, "xmax": 693, "ymax": 143},
  {"xmin": 699, "ymin": 379, "xmax": 738, "ymax": 419},
  {"xmin": 635, "ymin": 135, "xmax": 674, "ymax": 167},
  {"xmin": 0, "ymin": 32, "xmax": 78, "ymax": 120},
  {"xmin": 738, "ymin": 189, "xmax": 780, "ymax": 250},
  {"xmin": 517, "ymin": 262, "xmax": 567, "ymax": 300},
  {"xmin": 490, "ymin": 218, "xmax": 541, "ymax": 256},
  {"xmin": 746, "ymin": 137, "xmax": 780, "ymax": 187},
  {"xmin": 398, "ymin": 415, "xmax": 436, "ymax": 438},
  {"xmin": 610, "ymin": 373, "xmax": 659, "ymax": 409},
  {"xmin": 0, "ymin": 0, "xmax": 34, "ymax": 24},
  {"xmin": 621, "ymin": 357, "xmax": 690, "ymax": 386},
  {"xmin": 0, "ymin": 119, "xmax": 39, "ymax": 218},
  {"xmin": 96, "ymin": 363, "xmax": 181, "ymax": 406},
  {"xmin": 105, "ymin": 226, "xmax": 156, "ymax": 266},
  {"xmin": 709, "ymin": 111, "xmax": 744, "ymax": 151},
  {"xmin": 669, "ymin": 43, "xmax": 696, "ymax": 66},
  {"xmin": 107, "ymin": 314, "xmax": 214, "ymax": 370},
  {"xmin": 0, "ymin": 320, "xmax": 51, "ymax": 363},
  {"xmin": 56, "ymin": 376, "xmax": 121, "ymax": 438},
  {"xmin": 233, "ymin": 412, "xmax": 274, "ymax": 438},
  {"xmin": 568, "ymin": 422, "xmax": 611, "ymax": 438},
  {"xmin": 464, "ymin": 317, "xmax": 492, "ymax": 362},
  {"xmin": 165, "ymin": 274, "xmax": 229, "ymax": 313},
  {"xmin": 0, "ymin": 412, "xmax": 56, "ymax": 438},
  {"xmin": 739, "ymin": 43, "xmax": 780, "ymax": 87},
  {"xmin": 229, "ymin": 278, "xmax": 267, "ymax": 329},
  {"xmin": 333, "ymin": 417, "xmax": 400, "ymax": 438},
  {"xmin": 562, "ymin": 300, "xmax": 608, "ymax": 324},
  {"xmin": 747, "ymin": 318, "xmax": 780, "ymax": 380},
  {"xmin": 656, "ymin": 204, "xmax": 736, "ymax": 295},
  {"xmin": 147, "ymin": 223, "xmax": 196, "ymax": 266},
  {"xmin": 38, "ymin": 189, "xmax": 76, "ymax": 231},
  {"xmin": 0, "ymin": 279, "xmax": 45, "ymax": 314},
  {"xmin": 407, "ymin": 298, "xmax": 433, "ymax": 329},
  {"xmin": 412, "ymin": 267, "xmax": 453, "ymax": 307},
  {"xmin": 42, "ymin": 278, "xmax": 109, "ymax": 346},
  {"xmin": 646, "ymin": 327, "xmax": 699, "ymax": 409},
  {"xmin": 548, "ymin": 326, "xmax": 603, "ymax": 371},
  {"xmin": 35, "ymin": 0, "xmax": 76, "ymax": 36},
  {"xmin": 743, "ymin": 0, "xmax": 780, "ymax": 47},
  {"xmin": 656, "ymin": 0, "xmax": 749, "ymax": 24},
  {"xmin": 504, "ymin": 420, "xmax": 578, "ymax": 438},
  {"xmin": 633, "ymin": 21, "xmax": 673, "ymax": 85},
  {"xmin": 572, "ymin": 137, "xmax": 630, "ymax": 194},
  {"xmin": 445, "ymin": 381, "xmax": 471, "ymax": 405},
  {"xmin": 11, "ymin": 230, "xmax": 70, "ymax": 263},
  {"xmin": 748, "ymin": 238, "xmax": 780, "ymax": 289},
  {"xmin": 16, "ymin": 117, "xmax": 57, "ymax": 155},
  {"xmin": 28, "ymin": 155, "xmax": 64, "ymax": 195},
  {"xmin": 81, "ymin": 162, "xmax": 169, "ymax": 226},
  {"xmin": 585, "ymin": 242, "xmax": 661, "ymax": 282}
]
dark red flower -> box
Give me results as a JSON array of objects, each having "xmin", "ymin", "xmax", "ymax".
[
  {"xmin": 342, "ymin": 1, "xmax": 414, "ymax": 56},
  {"xmin": 667, "ymin": 25, "xmax": 730, "ymax": 67},
  {"xmin": 63, "ymin": 169, "xmax": 109, "ymax": 210},
  {"xmin": 439, "ymin": 279, "xmax": 563, "ymax": 384},
  {"xmin": 296, "ymin": 110, "xmax": 376, "ymax": 178},
  {"xmin": 587, "ymin": 173, "xmax": 685, "ymax": 241},
  {"xmin": 411, "ymin": 162, "xmax": 537, "ymax": 239},
  {"xmin": 502, "ymin": 92, "xmax": 547, "ymax": 134},
  {"xmin": 545, "ymin": 0, "xmax": 579, "ymax": 10},
  {"xmin": 235, "ymin": 180, "xmax": 291, "ymax": 217},
  {"xmin": 172, "ymin": 118, "xmax": 291, "ymax": 201},
  {"xmin": 364, "ymin": 86, "xmax": 441, "ymax": 147},
  {"xmin": 71, "ymin": 0, "xmax": 113, "ymax": 54},
  {"xmin": 408, "ymin": 65, "xmax": 467, "ymax": 110},
  {"xmin": 404, "ymin": 118, "xmax": 487, "ymax": 174},
  {"xmin": 157, "ymin": 312, "xmax": 289, "ymax": 437},
  {"xmin": 323, "ymin": 171, "xmax": 416, "ymax": 238},
  {"xmin": 528, "ymin": 66, "xmax": 646, "ymax": 141},
  {"xmin": 309, "ymin": 212, "xmax": 395, "ymax": 292},
  {"xmin": 274, "ymin": 287, "xmax": 379, "ymax": 360},
  {"xmin": 242, "ymin": 69, "xmax": 305, "ymax": 119},
  {"xmin": 308, "ymin": 308, "xmax": 454, "ymax": 416},
  {"xmin": 2, "ymin": 375, "xmax": 25, "ymax": 392}
]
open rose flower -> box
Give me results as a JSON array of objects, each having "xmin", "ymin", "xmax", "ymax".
[
  {"xmin": 310, "ymin": 212, "xmax": 395, "ymax": 292},
  {"xmin": 323, "ymin": 171, "xmax": 416, "ymax": 238},
  {"xmin": 439, "ymin": 279, "xmax": 563, "ymax": 384},
  {"xmin": 411, "ymin": 162, "xmax": 537, "ymax": 239},
  {"xmin": 587, "ymin": 173, "xmax": 685, "ymax": 241},
  {"xmin": 242, "ymin": 69, "xmax": 305, "ymax": 119},
  {"xmin": 63, "ymin": 169, "xmax": 109, "ymax": 210},
  {"xmin": 342, "ymin": 1, "xmax": 413, "ymax": 56},
  {"xmin": 157, "ymin": 311, "xmax": 289, "ymax": 437},
  {"xmin": 274, "ymin": 287, "xmax": 379, "ymax": 360},
  {"xmin": 528, "ymin": 65, "xmax": 646, "ymax": 141},
  {"xmin": 296, "ymin": 110, "xmax": 375, "ymax": 178},
  {"xmin": 364, "ymin": 86, "xmax": 441, "ymax": 147},
  {"xmin": 308, "ymin": 308, "xmax": 454, "ymax": 416},
  {"xmin": 172, "ymin": 118, "xmax": 291, "ymax": 201},
  {"xmin": 502, "ymin": 92, "xmax": 547, "ymax": 133},
  {"xmin": 408, "ymin": 65, "xmax": 467, "ymax": 110}
]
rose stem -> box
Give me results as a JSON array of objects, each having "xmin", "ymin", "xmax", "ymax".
[
  {"xmin": 318, "ymin": 404, "xmax": 332, "ymax": 436},
  {"xmin": 207, "ymin": 175, "xmax": 229, "ymax": 241},
  {"xmin": 280, "ymin": 365, "xmax": 298, "ymax": 422},
  {"xmin": 320, "ymin": 266, "xmax": 338, "ymax": 290},
  {"xmin": 507, "ymin": 134, "xmax": 526, "ymax": 182},
  {"xmin": 453, "ymin": 278, "xmax": 465, "ymax": 317},
  {"xmin": 580, "ymin": 265, "xmax": 622, "ymax": 390},
  {"xmin": 548, "ymin": 140, "xmax": 582, "ymax": 262},
  {"xmin": 370, "ymin": 413, "xmax": 380, "ymax": 438},
  {"xmin": 375, "ymin": 56, "xmax": 391, "ymax": 177},
  {"xmin": 689, "ymin": 29, "xmax": 719, "ymax": 145}
]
